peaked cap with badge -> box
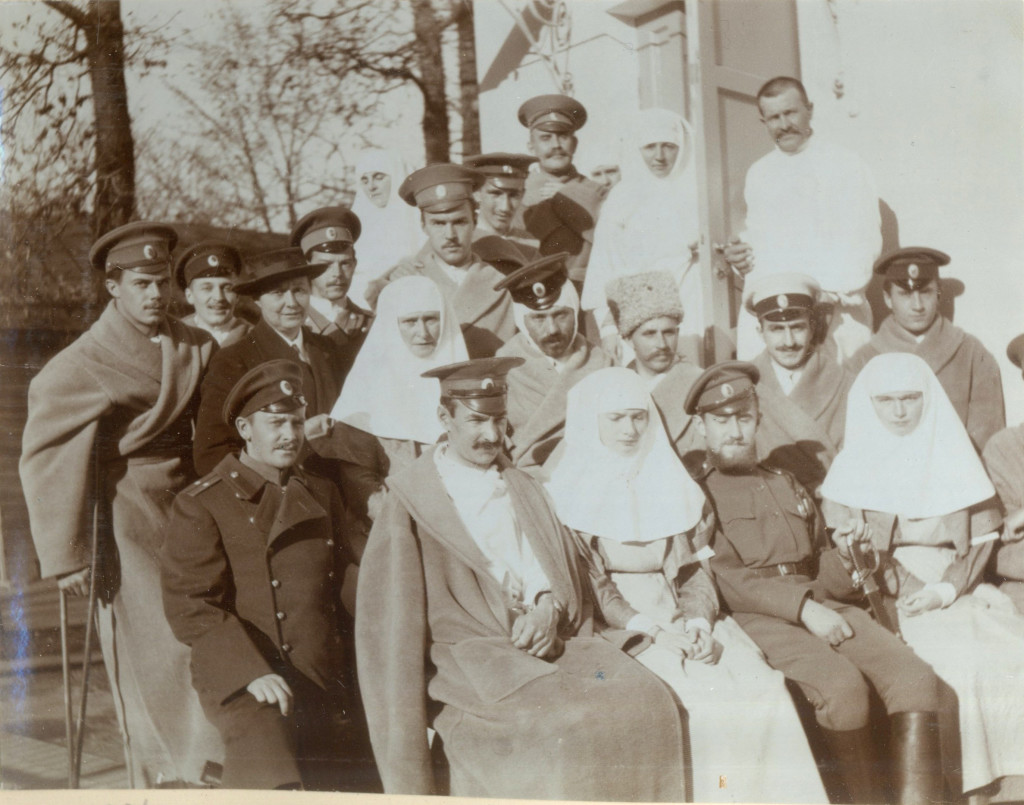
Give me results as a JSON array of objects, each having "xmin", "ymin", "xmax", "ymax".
[
  {"xmin": 744, "ymin": 272, "xmax": 820, "ymax": 321},
  {"xmin": 399, "ymin": 164, "xmax": 485, "ymax": 213},
  {"xmin": 233, "ymin": 247, "xmax": 327, "ymax": 297},
  {"xmin": 222, "ymin": 359, "xmax": 307, "ymax": 426},
  {"xmin": 173, "ymin": 241, "xmax": 244, "ymax": 290},
  {"xmin": 517, "ymin": 94, "xmax": 588, "ymax": 133},
  {"xmin": 423, "ymin": 356, "xmax": 525, "ymax": 416},
  {"xmin": 464, "ymin": 152, "xmax": 538, "ymax": 189},
  {"xmin": 89, "ymin": 221, "xmax": 178, "ymax": 274},
  {"xmin": 684, "ymin": 361, "xmax": 761, "ymax": 416},
  {"xmin": 874, "ymin": 246, "xmax": 949, "ymax": 291},
  {"xmin": 493, "ymin": 252, "xmax": 570, "ymax": 310},
  {"xmin": 290, "ymin": 206, "xmax": 362, "ymax": 256}
]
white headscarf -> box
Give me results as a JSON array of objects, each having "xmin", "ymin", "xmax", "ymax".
[
  {"xmin": 821, "ymin": 353, "xmax": 994, "ymax": 518},
  {"xmin": 349, "ymin": 149, "xmax": 425, "ymax": 306},
  {"xmin": 512, "ymin": 281, "xmax": 580, "ymax": 355},
  {"xmin": 330, "ymin": 276, "xmax": 468, "ymax": 444},
  {"xmin": 546, "ymin": 367, "xmax": 707, "ymax": 543},
  {"xmin": 582, "ymin": 108, "xmax": 703, "ymax": 335}
]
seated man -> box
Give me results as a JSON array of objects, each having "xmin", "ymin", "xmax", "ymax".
[
  {"xmin": 174, "ymin": 241, "xmax": 252, "ymax": 346},
  {"xmin": 365, "ymin": 164, "xmax": 516, "ymax": 357},
  {"xmin": 982, "ymin": 332, "xmax": 1024, "ymax": 612},
  {"xmin": 356, "ymin": 357, "xmax": 688, "ymax": 800},
  {"xmin": 290, "ymin": 206, "xmax": 372, "ymax": 351},
  {"xmin": 745, "ymin": 273, "xmax": 851, "ymax": 497},
  {"xmin": 194, "ymin": 248, "xmax": 346, "ymax": 475},
  {"xmin": 689, "ymin": 362, "xmax": 944, "ymax": 804},
  {"xmin": 163, "ymin": 360, "xmax": 353, "ymax": 790},
  {"xmin": 495, "ymin": 253, "xmax": 609, "ymax": 472},
  {"xmin": 464, "ymin": 151, "xmax": 540, "ymax": 260},
  {"xmin": 848, "ymin": 246, "xmax": 1004, "ymax": 451},
  {"xmin": 607, "ymin": 270, "xmax": 703, "ymax": 463}
]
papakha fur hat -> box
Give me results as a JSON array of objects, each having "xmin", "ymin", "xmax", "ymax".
[{"xmin": 606, "ymin": 270, "xmax": 684, "ymax": 338}]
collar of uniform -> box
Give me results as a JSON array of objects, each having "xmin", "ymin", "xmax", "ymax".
[
  {"xmin": 309, "ymin": 293, "xmax": 348, "ymax": 321},
  {"xmin": 216, "ymin": 453, "xmax": 297, "ymax": 499}
]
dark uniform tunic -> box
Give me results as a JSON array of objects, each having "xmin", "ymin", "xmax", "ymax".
[
  {"xmin": 162, "ymin": 453, "xmax": 353, "ymax": 789},
  {"xmin": 701, "ymin": 462, "xmax": 940, "ymax": 731}
]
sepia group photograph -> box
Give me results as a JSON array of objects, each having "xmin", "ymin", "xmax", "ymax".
[{"xmin": 1, "ymin": 0, "xmax": 1022, "ymax": 803}]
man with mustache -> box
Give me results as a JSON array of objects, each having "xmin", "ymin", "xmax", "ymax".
[
  {"xmin": 493, "ymin": 254, "xmax": 610, "ymax": 473},
  {"xmin": 194, "ymin": 248, "xmax": 347, "ymax": 475},
  {"xmin": 606, "ymin": 270, "xmax": 704, "ymax": 465},
  {"xmin": 290, "ymin": 206, "xmax": 372, "ymax": 352},
  {"xmin": 356, "ymin": 356, "xmax": 689, "ymax": 800},
  {"xmin": 20, "ymin": 222, "xmax": 224, "ymax": 786},
  {"xmin": 517, "ymin": 94, "xmax": 607, "ymax": 292},
  {"xmin": 847, "ymin": 246, "xmax": 1004, "ymax": 452},
  {"xmin": 689, "ymin": 362, "xmax": 945, "ymax": 804},
  {"xmin": 724, "ymin": 76, "xmax": 882, "ymax": 364},
  {"xmin": 163, "ymin": 360, "xmax": 356, "ymax": 790},
  {"xmin": 175, "ymin": 241, "xmax": 251, "ymax": 346},
  {"xmin": 745, "ymin": 273, "xmax": 851, "ymax": 498},
  {"xmin": 463, "ymin": 152, "xmax": 539, "ymax": 267},
  {"xmin": 365, "ymin": 164, "xmax": 516, "ymax": 358}
]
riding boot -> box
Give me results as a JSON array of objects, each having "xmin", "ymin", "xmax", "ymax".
[
  {"xmin": 891, "ymin": 711, "xmax": 943, "ymax": 805},
  {"xmin": 821, "ymin": 725, "xmax": 879, "ymax": 804}
]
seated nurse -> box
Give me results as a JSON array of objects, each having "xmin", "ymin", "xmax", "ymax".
[
  {"xmin": 546, "ymin": 366, "xmax": 826, "ymax": 804},
  {"xmin": 821, "ymin": 352, "xmax": 1024, "ymax": 799}
]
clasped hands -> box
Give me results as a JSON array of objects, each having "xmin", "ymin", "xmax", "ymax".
[
  {"xmin": 653, "ymin": 624, "xmax": 721, "ymax": 666},
  {"xmin": 511, "ymin": 593, "xmax": 563, "ymax": 659}
]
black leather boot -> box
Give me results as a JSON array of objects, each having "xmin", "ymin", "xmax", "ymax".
[
  {"xmin": 891, "ymin": 711, "xmax": 943, "ymax": 805},
  {"xmin": 821, "ymin": 725, "xmax": 879, "ymax": 804}
]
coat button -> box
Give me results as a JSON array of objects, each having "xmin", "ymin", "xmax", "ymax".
[
  {"xmin": 230, "ymin": 471, "xmax": 239, "ymax": 479},
  {"xmin": 327, "ymin": 571, "xmax": 335, "ymax": 580},
  {"xmin": 249, "ymin": 517, "xmax": 255, "ymax": 524},
  {"xmin": 281, "ymin": 643, "xmax": 292, "ymax": 653},
  {"xmin": 325, "ymin": 539, "xmax": 335, "ymax": 547},
  {"xmin": 276, "ymin": 611, "xmax": 286, "ymax": 621},
  {"xmin": 271, "ymin": 579, "xmax": 281, "ymax": 588}
]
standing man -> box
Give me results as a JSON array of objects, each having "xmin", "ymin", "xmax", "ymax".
[
  {"xmin": 464, "ymin": 151, "xmax": 539, "ymax": 256},
  {"xmin": 356, "ymin": 357, "xmax": 688, "ymax": 800},
  {"xmin": 174, "ymin": 241, "xmax": 251, "ymax": 346},
  {"xmin": 745, "ymin": 273, "xmax": 851, "ymax": 497},
  {"xmin": 688, "ymin": 362, "xmax": 944, "ymax": 804},
  {"xmin": 290, "ymin": 206, "xmax": 372, "ymax": 351},
  {"xmin": 607, "ymin": 271, "xmax": 704, "ymax": 463},
  {"xmin": 493, "ymin": 254, "xmax": 609, "ymax": 473},
  {"xmin": 20, "ymin": 222, "xmax": 224, "ymax": 787},
  {"xmin": 848, "ymin": 246, "xmax": 1004, "ymax": 451},
  {"xmin": 365, "ymin": 164, "xmax": 516, "ymax": 358},
  {"xmin": 981, "ymin": 333, "xmax": 1024, "ymax": 612},
  {"xmin": 163, "ymin": 360, "xmax": 354, "ymax": 790},
  {"xmin": 194, "ymin": 248, "xmax": 346, "ymax": 475},
  {"xmin": 518, "ymin": 94, "xmax": 607, "ymax": 292},
  {"xmin": 724, "ymin": 76, "xmax": 881, "ymax": 362}
]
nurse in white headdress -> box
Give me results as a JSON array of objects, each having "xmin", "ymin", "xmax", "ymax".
[
  {"xmin": 822, "ymin": 352, "xmax": 1024, "ymax": 796},
  {"xmin": 547, "ymin": 367, "xmax": 827, "ymax": 804},
  {"xmin": 328, "ymin": 276, "xmax": 468, "ymax": 526},
  {"xmin": 348, "ymin": 149, "xmax": 425, "ymax": 308},
  {"xmin": 583, "ymin": 108, "xmax": 703, "ymax": 365}
]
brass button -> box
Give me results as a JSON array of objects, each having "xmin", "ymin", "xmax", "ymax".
[
  {"xmin": 276, "ymin": 611, "xmax": 286, "ymax": 621},
  {"xmin": 325, "ymin": 539, "xmax": 335, "ymax": 547},
  {"xmin": 327, "ymin": 571, "xmax": 335, "ymax": 580},
  {"xmin": 281, "ymin": 643, "xmax": 292, "ymax": 653},
  {"xmin": 230, "ymin": 471, "xmax": 239, "ymax": 479},
  {"xmin": 271, "ymin": 579, "xmax": 280, "ymax": 588}
]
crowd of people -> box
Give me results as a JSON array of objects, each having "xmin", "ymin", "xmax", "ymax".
[{"xmin": 17, "ymin": 75, "xmax": 1024, "ymax": 802}]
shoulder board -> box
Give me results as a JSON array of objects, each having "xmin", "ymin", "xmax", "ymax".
[
  {"xmin": 759, "ymin": 462, "xmax": 787, "ymax": 476},
  {"xmin": 184, "ymin": 474, "xmax": 223, "ymax": 497}
]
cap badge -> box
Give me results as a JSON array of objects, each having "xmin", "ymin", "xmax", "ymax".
[
  {"xmin": 777, "ymin": 294, "xmax": 789, "ymax": 309},
  {"xmin": 502, "ymin": 165, "xmax": 513, "ymax": 174},
  {"xmin": 207, "ymin": 254, "xmax": 220, "ymax": 268},
  {"xmin": 721, "ymin": 383, "xmax": 735, "ymax": 399},
  {"xmin": 435, "ymin": 184, "xmax": 448, "ymax": 199},
  {"xmin": 326, "ymin": 227, "xmax": 337, "ymax": 240},
  {"xmin": 143, "ymin": 244, "xmax": 156, "ymax": 260},
  {"xmin": 908, "ymin": 263, "xmax": 920, "ymax": 279},
  {"xmin": 481, "ymin": 378, "xmax": 495, "ymax": 390},
  {"xmin": 532, "ymin": 281, "xmax": 546, "ymax": 298},
  {"xmin": 280, "ymin": 380, "xmax": 294, "ymax": 396}
]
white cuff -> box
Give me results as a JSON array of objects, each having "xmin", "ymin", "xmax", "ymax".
[
  {"xmin": 627, "ymin": 613, "xmax": 658, "ymax": 634},
  {"xmin": 925, "ymin": 582, "xmax": 958, "ymax": 608}
]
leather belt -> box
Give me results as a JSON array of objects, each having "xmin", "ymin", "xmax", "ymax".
[{"xmin": 748, "ymin": 559, "xmax": 815, "ymax": 579}]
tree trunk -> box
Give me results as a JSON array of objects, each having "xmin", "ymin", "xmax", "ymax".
[
  {"xmin": 84, "ymin": 0, "xmax": 136, "ymax": 237},
  {"xmin": 412, "ymin": 0, "xmax": 450, "ymax": 164},
  {"xmin": 453, "ymin": 0, "xmax": 480, "ymax": 158}
]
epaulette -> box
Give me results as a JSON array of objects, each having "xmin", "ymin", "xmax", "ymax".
[
  {"xmin": 184, "ymin": 474, "xmax": 223, "ymax": 497},
  {"xmin": 759, "ymin": 461, "xmax": 787, "ymax": 475},
  {"xmin": 682, "ymin": 452, "xmax": 711, "ymax": 481}
]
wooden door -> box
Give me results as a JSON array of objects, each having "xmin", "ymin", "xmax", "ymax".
[{"xmin": 686, "ymin": 0, "xmax": 801, "ymax": 363}]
